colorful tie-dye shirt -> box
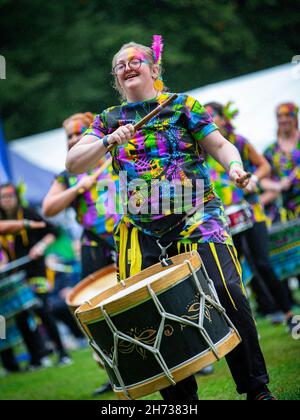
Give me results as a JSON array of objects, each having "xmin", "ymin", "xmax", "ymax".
[
  {"xmin": 84, "ymin": 93, "xmax": 232, "ymax": 246},
  {"xmin": 264, "ymin": 137, "xmax": 300, "ymax": 216},
  {"xmin": 55, "ymin": 160, "xmax": 120, "ymax": 248},
  {"xmin": 208, "ymin": 132, "xmax": 265, "ymax": 224}
]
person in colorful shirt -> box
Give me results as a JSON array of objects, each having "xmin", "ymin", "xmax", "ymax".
[
  {"xmin": 0, "ymin": 183, "xmax": 71, "ymax": 370},
  {"xmin": 262, "ymin": 102, "xmax": 300, "ymax": 299},
  {"xmin": 66, "ymin": 37, "xmax": 275, "ymax": 401},
  {"xmin": 43, "ymin": 111, "xmax": 120, "ymax": 396},
  {"xmin": 43, "ymin": 112, "xmax": 120, "ymax": 278},
  {"xmin": 205, "ymin": 102, "xmax": 294, "ymax": 329},
  {"xmin": 262, "ymin": 102, "xmax": 300, "ymax": 220}
]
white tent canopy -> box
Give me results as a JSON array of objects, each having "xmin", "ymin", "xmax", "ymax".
[
  {"xmin": 187, "ymin": 63, "xmax": 299, "ymax": 153},
  {"xmin": 10, "ymin": 128, "xmax": 66, "ymax": 173},
  {"xmin": 9, "ymin": 62, "xmax": 299, "ymax": 174}
]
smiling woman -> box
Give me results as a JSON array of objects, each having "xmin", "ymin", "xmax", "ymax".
[
  {"xmin": 111, "ymin": 42, "xmax": 160, "ymax": 103},
  {"xmin": 65, "ymin": 36, "xmax": 276, "ymax": 401}
]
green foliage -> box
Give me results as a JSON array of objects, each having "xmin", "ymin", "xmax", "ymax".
[{"xmin": 0, "ymin": 0, "xmax": 298, "ymax": 140}]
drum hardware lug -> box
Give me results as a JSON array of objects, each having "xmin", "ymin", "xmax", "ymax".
[
  {"xmin": 156, "ymin": 240, "xmax": 173, "ymax": 266},
  {"xmin": 160, "ymin": 258, "xmax": 173, "ymax": 267}
]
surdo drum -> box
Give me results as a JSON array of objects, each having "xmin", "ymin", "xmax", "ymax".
[
  {"xmin": 66, "ymin": 264, "xmax": 118, "ymax": 370},
  {"xmin": 76, "ymin": 252, "xmax": 241, "ymax": 400},
  {"xmin": 0, "ymin": 271, "xmax": 37, "ymax": 318},
  {"xmin": 225, "ymin": 202, "xmax": 253, "ymax": 236},
  {"xmin": 66, "ymin": 265, "xmax": 117, "ymax": 315}
]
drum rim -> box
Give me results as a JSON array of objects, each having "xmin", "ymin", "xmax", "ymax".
[
  {"xmin": 225, "ymin": 201, "xmax": 252, "ymax": 215},
  {"xmin": 114, "ymin": 330, "xmax": 240, "ymax": 400},
  {"xmin": 268, "ymin": 218, "xmax": 300, "ymax": 234},
  {"xmin": 66, "ymin": 264, "xmax": 117, "ymax": 311},
  {"xmin": 76, "ymin": 251, "xmax": 202, "ymax": 325}
]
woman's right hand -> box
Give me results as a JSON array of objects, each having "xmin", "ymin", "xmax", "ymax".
[{"xmin": 107, "ymin": 124, "xmax": 135, "ymax": 147}]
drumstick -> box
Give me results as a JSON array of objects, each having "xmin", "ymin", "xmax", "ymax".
[
  {"xmin": 78, "ymin": 157, "xmax": 112, "ymax": 194},
  {"xmin": 107, "ymin": 93, "xmax": 178, "ymax": 152},
  {"xmin": 0, "ymin": 255, "xmax": 32, "ymax": 275},
  {"xmin": 236, "ymin": 172, "xmax": 252, "ymax": 185}
]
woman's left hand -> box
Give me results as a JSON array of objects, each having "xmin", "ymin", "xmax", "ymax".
[
  {"xmin": 29, "ymin": 242, "xmax": 47, "ymax": 260},
  {"xmin": 229, "ymin": 163, "xmax": 250, "ymax": 189}
]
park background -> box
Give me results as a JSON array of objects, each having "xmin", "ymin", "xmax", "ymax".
[{"xmin": 0, "ymin": 0, "xmax": 299, "ymax": 400}]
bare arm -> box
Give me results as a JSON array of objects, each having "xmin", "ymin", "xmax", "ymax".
[
  {"xmin": 43, "ymin": 177, "xmax": 96, "ymax": 217},
  {"xmin": 0, "ymin": 220, "xmax": 46, "ymax": 234},
  {"xmin": 66, "ymin": 135, "xmax": 107, "ymax": 174},
  {"xmin": 201, "ymin": 130, "xmax": 249, "ymax": 188},
  {"xmin": 247, "ymin": 143, "xmax": 271, "ymax": 180},
  {"xmin": 29, "ymin": 233, "xmax": 56, "ymax": 260},
  {"xmin": 66, "ymin": 124, "xmax": 135, "ymax": 174},
  {"xmin": 260, "ymin": 190, "xmax": 280, "ymax": 206}
]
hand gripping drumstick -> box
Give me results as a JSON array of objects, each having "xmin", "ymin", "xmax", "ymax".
[
  {"xmin": 107, "ymin": 93, "xmax": 178, "ymax": 152},
  {"xmin": 236, "ymin": 172, "xmax": 252, "ymax": 185},
  {"xmin": 78, "ymin": 157, "xmax": 112, "ymax": 194}
]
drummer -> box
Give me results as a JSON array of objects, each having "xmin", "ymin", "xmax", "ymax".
[
  {"xmin": 262, "ymin": 102, "xmax": 300, "ymax": 298},
  {"xmin": 43, "ymin": 112, "xmax": 120, "ymax": 396},
  {"xmin": 262, "ymin": 103, "xmax": 300, "ymax": 220},
  {"xmin": 205, "ymin": 102, "xmax": 295, "ymax": 330},
  {"xmin": 65, "ymin": 36, "xmax": 275, "ymax": 400},
  {"xmin": 43, "ymin": 112, "xmax": 119, "ymax": 278},
  {"xmin": 0, "ymin": 183, "xmax": 71, "ymax": 368}
]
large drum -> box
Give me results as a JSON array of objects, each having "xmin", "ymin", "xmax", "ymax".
[
  {"xmin": 225, "ymin": 202, "xmax": 253, "ymax": 236},
  {"xmin": 268, "ymin": 219, "xmax": 300, "ymax": 280},
  {"xmin": 76, "ymin": 252, "xmax": 241, "ymax": 400},
  {"xmin": 0, "ymin": 271, "xmax": 38, "ymax": 318},
  {"xmin": 66, "ymin": 265, "xmax": 118, "ymax": 315}
]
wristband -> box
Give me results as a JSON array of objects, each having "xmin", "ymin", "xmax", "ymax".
[
  {"xmin": 229, "ymin": 161, "xmax": 243, "ymax": 170},
  {"xmin": 23, "ymin": 219, "xmax": 30, "ymax": 229},
  {"xmin": 102, "ymin": 136, "xmax": 110, "ymax": 149}
]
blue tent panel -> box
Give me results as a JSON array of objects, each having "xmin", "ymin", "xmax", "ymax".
[{"xmin": 9, "ymin": 151, "xmax": 55, "ymax": 204}]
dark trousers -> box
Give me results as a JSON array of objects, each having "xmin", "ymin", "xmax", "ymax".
[
  {"xmin": 81, "ymin": 242, "xmax": 113, "ymax": 279},
  {"xmin": 33, "ymin": 294, "xmax": 66, "ymax": 354},
  {"xmin": 234, "ymin": 222, "xmax": 292, "ymax": 315},
  {"xmin": 49, "ymin": 296, "xmax": 83, "ymax": 339},
  {"xmin": 117, "ymin": 229, "xmax": 269, "ymax": 399},
  {"xmin": 1, "ymin": 309, "xmax": 48, "ymax": 369}
]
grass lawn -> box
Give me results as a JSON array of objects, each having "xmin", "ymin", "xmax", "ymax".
[{"xmin": 0, "ymin": 316, "xmax": 299, "ymax": 400}]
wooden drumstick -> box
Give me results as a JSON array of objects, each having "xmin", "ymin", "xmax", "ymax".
[
  {"xmin": 107, "ymin": 93, "xmax": 178, "ymax": 152},
  {"xmin": 236, "ymin": 172, "xmax": 252, "ymax": 185},
  {"xmin": 78, "ymin": 157, "xmax": 112, "ymax": 194}
]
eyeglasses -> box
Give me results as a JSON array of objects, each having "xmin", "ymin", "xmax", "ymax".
[
  {"xmin": 0, "ymin": 193, "xmax": 16, "ymax": 199},
  {"xmin": 277, "ymin": 113, "xmax": 295, "ymax": 118},
  {"xmin": 113, "ymin": 58, "xmax": 147, "ymax": 75}
]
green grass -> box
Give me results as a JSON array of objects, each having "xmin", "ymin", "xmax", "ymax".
[{"xmin": 0, "ymin": 316, "xmax": 299, "ymax": 400}]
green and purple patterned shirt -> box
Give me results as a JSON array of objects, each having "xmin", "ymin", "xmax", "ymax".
[
  {"xmin": 208, "ymin": 132, "xmax": 265, "ymax": 223},
  {"xmin": 84, "ymin": 93, "xmax": 232, "ymax": 245},
  {"xmin": 264, "ymin": 137, "xmax": 300, "ymax": 215}
]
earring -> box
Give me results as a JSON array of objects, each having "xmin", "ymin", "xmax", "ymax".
[{"xmin": 153, "ymin": 78, "xmax": 164, "ymax": 92}]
